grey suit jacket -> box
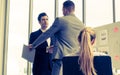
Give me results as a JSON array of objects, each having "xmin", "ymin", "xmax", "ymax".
[{"xmin": 32, "ymin": 14, "xmax": 85, "ymax": 59}]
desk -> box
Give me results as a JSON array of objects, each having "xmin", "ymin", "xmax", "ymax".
[{"xmin": 62, "ymin": 56, "xmax": 113, "ymax": 75}]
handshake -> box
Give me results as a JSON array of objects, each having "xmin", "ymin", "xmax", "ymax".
[{"xmin": 46, "ymin": 45, "xmax": 54, "ymax": 54}]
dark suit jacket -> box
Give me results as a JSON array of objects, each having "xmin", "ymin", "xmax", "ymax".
[{"xmin": 29, "ymin": 29, "xmax": 51, "ymax": 75}]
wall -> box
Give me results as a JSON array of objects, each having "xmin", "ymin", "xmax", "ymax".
[{"xmin": 94, "ymin": 22, "xmax": 120, "ymax": 69}]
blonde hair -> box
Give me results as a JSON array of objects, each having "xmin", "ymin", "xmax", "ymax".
[{"xmin": 78, "ymin": 27, "xmax": 97, "ymax": 75}]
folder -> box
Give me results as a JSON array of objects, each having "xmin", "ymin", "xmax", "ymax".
[{"xmin": 22, "ymin": 44, "xmax": 35, "ymax": 63}]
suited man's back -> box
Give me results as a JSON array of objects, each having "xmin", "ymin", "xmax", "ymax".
[{"xmin": 52, "ymin": 14, "xmax": 85, "ymax": 59}]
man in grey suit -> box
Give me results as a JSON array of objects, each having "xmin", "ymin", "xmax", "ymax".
[{"xmin": 30, "ymin": 1, "xmax": 85, "ymax": 75}]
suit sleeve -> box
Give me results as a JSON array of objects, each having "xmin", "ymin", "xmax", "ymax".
[{"xmin": 32, "ymin": 18, "xmax": 61, "ymax": 48}]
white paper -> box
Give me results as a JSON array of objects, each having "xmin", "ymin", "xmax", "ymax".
[
  {"xmin": 99, "ymin": 29, "xmax": 108, "ymax": 45},
  {"xmin": 22, "ymin": 44, "xmax": 35, "ymax": 63}
]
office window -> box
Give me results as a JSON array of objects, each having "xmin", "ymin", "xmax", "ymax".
[
  {"xmin": 86, "ymin": 0, "xmax": 113, "ymax": 27},
  {"xmin": 116, "ymin": 0, "xmax": 120, "ymax": 22},
  {"xmin": 7, "ymin": 0, "xmax": 29, "ymax": 75},
  {"xmin": 30, "ymin": 0, "xmax": 54, "ymax": 74},
  {"xmin": 32, "ymin": 0, "xmax": 54, "ymax": 31}
]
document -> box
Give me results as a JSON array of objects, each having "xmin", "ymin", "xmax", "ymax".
[{"xmin": 22, "ymin": 44, "xmax": 35, "ymax": 63}]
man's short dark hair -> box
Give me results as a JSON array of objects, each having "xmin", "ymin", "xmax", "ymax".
[
  {"xmin": 38, "ymin": 12, "xmax": 48, "ymax": 21},
  {"xmin": 63, "ymin": 0, "xmax": 75, "ymax": 11}
]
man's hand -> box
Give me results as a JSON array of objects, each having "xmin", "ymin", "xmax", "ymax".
[
  {"xmin": 46, "ymin": 45, "xmax": 54, "ymax": 53},
  {"xmin": 28, "ymin": 44, "xmax": 33, "ymax": 51}
]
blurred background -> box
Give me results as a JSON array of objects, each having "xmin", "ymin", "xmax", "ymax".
[{"xmin": 0, "ymin": 0, "xmax": 120, "ymax": 75}]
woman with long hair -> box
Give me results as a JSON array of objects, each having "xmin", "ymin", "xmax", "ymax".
[{"xmin": 78, "ymin": 27, "xmax": 97, "ymax": 75}]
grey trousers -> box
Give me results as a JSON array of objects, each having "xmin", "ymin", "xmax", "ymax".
[{"xmin": 52, "ymin": 59, "xmax": 63, "ymax": 75}]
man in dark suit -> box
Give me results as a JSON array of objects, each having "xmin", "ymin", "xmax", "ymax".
[
  {"xmin": 30, "ymin": 1, "xmax": 85, "ymax": 75},
  {"xmin": 29, "ymin": 12, "xmax": 52, "ymax": 75}
]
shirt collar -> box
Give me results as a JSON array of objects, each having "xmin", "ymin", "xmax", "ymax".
[{"xmin": 41, "ymin": 29, "xmax": 46, "ymax": 32}]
